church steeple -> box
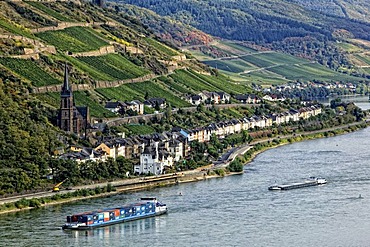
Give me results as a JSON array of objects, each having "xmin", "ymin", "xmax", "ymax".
[
  {"xmin": 61, "ymin": 63, "xmax": 72, "ymax": 97},
  {"xmin": 58, "ymin": 63, "xmax": 89, "ymax": 135},
  {"xmin": 59, "ymin": 63, "xmax": 74, "ymax": 133}
]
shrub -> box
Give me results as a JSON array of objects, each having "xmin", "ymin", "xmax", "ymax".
[
  {"xmin": 214, "ymin": 168, "xmax": 225, "ymax": 177},
  {"xmin": 228, "ymin": 160, "xmax": 244, "ymax": 172},
  {"xmin": 29, "ymin": 199, "xmax": 41, "ymax": 208},
  {"xmin": 15, "ymin": 198, "xmax": 30, "ymax": 209}
]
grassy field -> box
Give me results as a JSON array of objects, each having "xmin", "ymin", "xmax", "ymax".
[
  {"xmin": 0, "ymin": 58, "xmax": 60, "ymax": 86},
  {"xmin": 36, "ymin": 27, "xmax": 108, "ymax": 53},
  {"xmin": 124, "ymin": 124, "xmax": 156, "ymax": 136}
]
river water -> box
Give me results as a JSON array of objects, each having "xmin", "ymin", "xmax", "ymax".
[{"xmin": 2, "ymin": 127, "xmax": 370, "ymax": 247}]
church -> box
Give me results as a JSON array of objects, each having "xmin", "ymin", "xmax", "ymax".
[{"xmin": 57, "ymin": 65, "xmax": 89, "ymax": 136}]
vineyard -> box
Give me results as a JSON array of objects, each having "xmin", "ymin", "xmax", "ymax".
[
  {"xmin": 97, "ymin": 79, "xmax": 190, "ymax": 108},
  {"xmin": 170, "ymin": 69, "xmax": 223, "ymax": 92},
  {"xmin": 157, "ymin": 76, "xmax": 192, "ymax": 94},
  {"xmin": 191, "ymin": 70, "xmax": 248, "ymax": 94},
  {"xmin": 267, "ymin": 63, "xmax": 362, "ymax": 82},
  {"xmin": 0, "ymin": 58, "xmax": 60, "ymax": 86},
  {"xmin": 144, "ymin": 37, "xmax": 179, "ymax": 56},
  {"xmin": 126, "ymin": 81, "xmax": 191, "ymax": 108},
  {"xmin": 73, "ymin": 91, "xmax": 116, "ymax": 118},
  {"xmin": 239, "ymin": 54, "xmax": 276, "ymax": 68},
  {"xmin": 0, "ymin": 17, "xmax": 35, "ymax": 39},
  {"xmin": 96, "ymin": 85, "xmax": 143, "ymax": 102},
  {"xmin": 77, "ymin": 54, "xmax": 149, "ymax": 81},
  {"xmin": 203, "ymin": 59, "xmax": 253, "ymax": 73},
  {"xmin": 243, "ymin": 70, "xmax": 288, "ymax": 85},
  {"xmin": 36, "ymin": 27, "xmax": 108, "ymax": 53},
  {"xmin": 25, "ymin": 1, "xmax": 72, "ymax": 22}
]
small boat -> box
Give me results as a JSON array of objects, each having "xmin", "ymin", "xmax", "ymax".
[
  {"xmin": 268, "ymin": 177, "xmax": 327, "ymax": 191},
  {"xmin": 62, "ymin": 197, "xmax": 167, "ymax": 230}
]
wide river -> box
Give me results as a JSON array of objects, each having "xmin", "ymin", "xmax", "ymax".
[{"xmin": 2, "ymin": 126, "xmax": 370, "ymax": 247}]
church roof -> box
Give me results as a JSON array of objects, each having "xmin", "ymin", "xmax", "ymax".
[{"xmin": 61, "ymin": 64, "xmax": 72, "ymax": 97}]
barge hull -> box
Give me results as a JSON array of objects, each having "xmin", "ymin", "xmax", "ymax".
[
  {"xmin": 268, "ymin": 178, "xmax": 327, "ymax": 191},
  {"xmin": 62, "ymin": 211, "xmax": 167, "ymax": 230}
]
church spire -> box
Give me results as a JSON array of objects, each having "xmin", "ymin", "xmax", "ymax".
[{"xmin": 61, "ymin": 63, "xmax": 72, "ymax": 97}]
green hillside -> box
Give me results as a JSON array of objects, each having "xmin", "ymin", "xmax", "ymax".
[
  {"xmin": 189, "ymin": 41, "xmax": 364, "ymax": 85},
  {"xmin": 118, "ymin": 0, "xmax": 370, "ymax": 79}
]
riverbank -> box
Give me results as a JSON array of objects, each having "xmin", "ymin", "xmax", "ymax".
[{"xmin": 0, "ymin": 120, "xmax": 368, "ymax": 215}]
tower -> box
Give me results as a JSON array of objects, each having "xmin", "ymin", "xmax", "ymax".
[{"xmin": 59, "ymin": 64, "xmax": 74, "ymax": 133}]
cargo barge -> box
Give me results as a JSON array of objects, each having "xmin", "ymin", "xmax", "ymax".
[
  {"xmin": 268, "ymin": 177, "xmax": 327, "ymax": 191},
  {"xmin": 62, "ymin": 197, "xmax": 167, "ymax": 230}
]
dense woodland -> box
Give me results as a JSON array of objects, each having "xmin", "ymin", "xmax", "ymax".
[{"xmin": 118, "ymin": 0, "xmax": 370, "ymax": 42}]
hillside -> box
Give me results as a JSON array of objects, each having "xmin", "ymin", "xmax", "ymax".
[
  {"xmin": 116, "ymin": 0, "xmax": 370, "ymax": 79},
  {"xmin": 286, "ymin": 0, "xmax": 370, "ymax": 22},
  {"xmin": 116, "ymin": 0, "xmax": 370, "ymax": 42},
  {"xmin": 0, "ymin": 0, "xmax": 256, "ymax": 194}
]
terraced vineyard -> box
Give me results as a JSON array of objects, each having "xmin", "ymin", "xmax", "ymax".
[
  {"xmin": 144, "ymin": 37, "xmax": 179, "ymax": 56},
  {"xmin": 77, "ymin": 54, "xmax": 149, "ymax": 81},
  {"xmin": 0, "ymin": 17, "xmax": 35, "ymax": 39},
  {"xmin": 169, "ymin": 69, "xmax": 218, "ymax": 92},
  {"xmin": 192, "ymin": 70, "xmax": 250, "ymax": 93},
  {"xmin": 36, "ymin": 27, "xmax": 108, "ymax": 53},
  {"xmin": 25, "ymin": 1, "xmax": 72, "ymax": 22},
  {"xmin": 96, "ymin": 85, "xmax": 144, "ymax": 102},
  {"xmin": 74, "ymin": 91, "xmax": 116, "ymax": 118},
  {"xmin": 97, "ymin": 79, "xmax": 191, "ymax": 108},
  {"xmin": 0, "ymin": 58, "xmax": 60, "ymax": 86},
  {"xmin": 203, "ymin": 59, "xmax": 256, "ymax": 73},
  {"xmin": 126, "ymin": 81, "xmax": 190, "ymax": 107}
]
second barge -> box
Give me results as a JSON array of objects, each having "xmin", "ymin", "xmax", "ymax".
[{"xmin": 268, "ymin": 177, "xmax": 327, "ymax": 191}]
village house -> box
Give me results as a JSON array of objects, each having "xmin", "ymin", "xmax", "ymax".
[
  {"xmin": 144, "ymin": 98, "xmax": 167, "ymax": 109},
  {"xmin": 187, "ymin": 95, "xmax": 203, "ymax": 105},
  {"xmin": 59, "ymin": 147, "xmax": 106, "ymax": 164},
  {"xmin": 136, "ymin": 142, "xmax": 174, "ymax": 175},
  {"xmin": 234, "ymin": 94, "xmax": 261, "ymax": 104},
  {"xmin": 105, "ymin": 101, "xmax": 126, "ymax": 114},
  {"xmin": 105, "ymin": 100, "xmax": 144, "ymax": 115},
  {"xmin": 61, "ymin": 104, "xmax": 323, "ymax": 165}
]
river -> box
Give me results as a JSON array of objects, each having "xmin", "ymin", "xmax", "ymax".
[{"xmin": 1, "ymin": 127, "xmax": 370, "ymax": 247}]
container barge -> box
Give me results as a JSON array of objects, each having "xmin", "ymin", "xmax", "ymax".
[
  {"xmin": 62, "ymin": 197, "xmax": 167, "ymax": 230},
  {"xmin": 268, "ymin": 177, "xmax": 327, "ymax": 191}
]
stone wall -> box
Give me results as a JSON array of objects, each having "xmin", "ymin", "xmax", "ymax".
[{"xmin": 71, "ymin": 45, "xmax": 116, "ymax": 57}]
